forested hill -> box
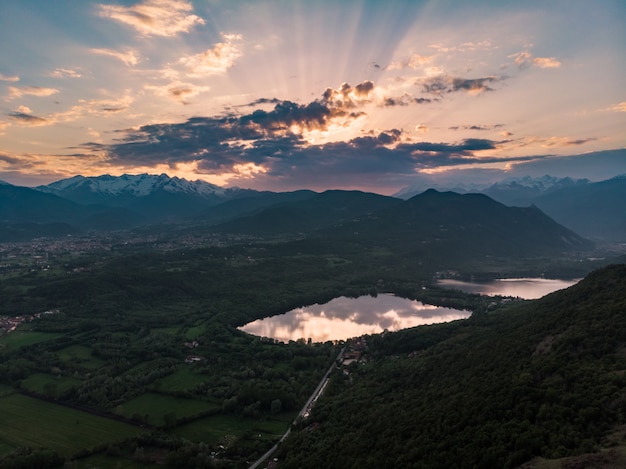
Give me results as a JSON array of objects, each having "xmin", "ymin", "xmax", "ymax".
[{"xmin": 278, "ymin": 264, "xmax": 626, "ymax": 468}]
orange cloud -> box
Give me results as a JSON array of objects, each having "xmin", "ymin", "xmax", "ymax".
[
  {"xmin": 98, "ymin": 0, "xmax": 205, "ymax": 37},
  {"xmin": 144, "ymin": 81, "xmax": 210, "ymax": 103},
  {"xmin": 0, "ymin": 74, "xmax": 20, "ymax": 82},
  {"xmin": 609, "ymin": 102, "xmax": 626, "ymax": 112},
  {"xmin": 512, "ymin": 51, "xmax": 561, "ymax": 69},
  {"xmin": 49, "ymin": 68, "xmax": 82, "ymax": 78},
  {"xmin": 90, "ymin": 48, "xmax": 139, "ymax": 66},
  {"xmin": 6, "ymin": 86, "xmax": 59, "ymax": 99},
  {"xmin": 179, "ymin": 34, "xmax": 242, "ymax": 76}
]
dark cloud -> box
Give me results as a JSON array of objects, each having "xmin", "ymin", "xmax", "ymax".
[
  {"xmin": 82, "ymin": 83, "xmax": 543, "ymax": 191},
  {"xmin": 383, "ymin": 95, "xmax": 433, "ymax": 106},
  {"xmin": 7, "ymin": 111, "xmax": 48, "ymax": 125},
  {"xmin": 449, "ymin": 124, "xmax": 505, "ymax": 131},
  {"xmin": 0, "ymin": 152, "xmax": 23, "ymax": 165},
  {"xmin": 562, "ymin": 138, "xmax": 597, "ymax": 146},
  {"xmin": 422, "ymin": 75, "xmax": 502, "ymax": 95}
]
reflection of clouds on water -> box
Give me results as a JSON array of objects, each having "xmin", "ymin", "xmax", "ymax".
[
  {"xmin": 240, "ymin": 294, "xmax": 470, "ymax": 342},
  {"xmin": 437, "ymin": 278, "xmax": 579, "ymax": 300}
]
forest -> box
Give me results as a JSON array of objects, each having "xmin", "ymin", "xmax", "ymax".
[{"xmin": 0, "ymin": 219, "xmax": 623, "ymax": 467}]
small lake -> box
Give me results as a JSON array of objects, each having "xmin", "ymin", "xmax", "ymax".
[
  {"xmin": 239, "ymin": 294, "xmax": 470, "ymax": 343},
  {"xmin": 436, "ymin": 278, "xmax": 580, "ymax": 299}
]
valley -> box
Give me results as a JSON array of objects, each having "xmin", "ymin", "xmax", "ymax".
[{"xmin": 0, "ymin": 173, "xmax": 625, "ymax": 468}]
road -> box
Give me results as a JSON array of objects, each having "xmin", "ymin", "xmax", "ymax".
[{"xmin": 248, "ymin": 345, "xmax": 346, "ymax": 469}]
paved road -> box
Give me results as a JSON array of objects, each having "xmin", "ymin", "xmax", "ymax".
[{"xmin": 248, "ymin": 345, "xmax": 345, "ymax": 469}]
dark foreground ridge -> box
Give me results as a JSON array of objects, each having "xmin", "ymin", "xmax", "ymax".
[{"xmin": 277, "ymin": 264, "xmax": 626, "ymax": 468}]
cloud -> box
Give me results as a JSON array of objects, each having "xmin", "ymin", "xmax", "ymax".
[
  {"xmin": 179, "ymin": 33, "xmax": 242, "ymax": 76},
  {"xmin": 448, "ymin": 124, "xmax": 505, "ymax": 131},
  {"xmin": 428, "ymin": 41, "xmax": 495, "ymax": 54},
  {"xmin": 415, "ymin": 124, "xmax": 428, "ymax": 133},
  {"xmin": 97, "ymin": 0, "xmax": 205, "ymax": 37},
  {"xmin": 421, "ymin": 75, "xmax": 500, "ymax": 95},
  {"xmin": 6, "ymin": 95, "xmax": 135, "ymax": 128},
  {"xmin": 81, "ymin": 91, "xmax": 532, "ymax": 192},
  {"xmin": 387, "ymin": 54, "xmax": 434, "ymax": 70},
  {"xmin": 90, "ymin": 48, "xmax": 139, "ymax": 66},
  {"xmin": 509, "ymin": 135, "xmax": 597, "ymax": 149},
  {"xmin": 0, "ymin": 151, "xmax": 23, "ymax": 165},
  {"xmin": 49, "ymin": 68, "xmax": 82, "ymax": 78},
  {"xmin": 8, "ymin": 110, "xmax": 49, "ymax": 126},
  {"xmin": 609, "ymin": 102, "xmax": 626, "ymax": 112},
  {"xmin": 0, "ymin": 74, "xmax": 19, "ymax": 82},
  {"xmin": 512, "ymin": 51, "xmax": 561, "ymax": 69},
  {"xmin": 6, "ymin": 86, "xmax": 59, "ymax": 99},
  {"xmin": 145, "ymin": 81, "xmax": 210, "ymax": 103}
]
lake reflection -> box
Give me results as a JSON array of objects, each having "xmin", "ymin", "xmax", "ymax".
[
  {"xmin": 437, "ymin": 278, "xmax": 579, "ymax": 299},
  {"xmin": 239, "ymin": 294, "xmax": 470, "ymax": 343}
]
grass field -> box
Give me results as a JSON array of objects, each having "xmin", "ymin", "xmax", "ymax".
[
  {"xmin": 0, "ymin": 393, "xmax": 142, "ymax": 458},
  {"xmin": 184, "ymin": 323, "xmax": 205, "ymax": 339},
  {"xmin": 151, "ymin": 367, "xmax": 207, "ymax": 393},
  {"xmin": 72, "ymin": 453, "xmax": 163, "ymax": 468},
  {"xmin": 0, "ymin": 330, "xmax": 63, "ymax": 349},
  {"xmin": 113, "ymin": 392, "xmax": 218, "ymax": 426},
  {"xmin": 21, "ymin": 373, "xmax": 81, "ymax": 396},
  {"xmin": 57, "ymin": 344, "xmax": 104, "ymax": 369},
  {"xmin": 170, "ymin": 414, "xmax": 290, "ymax": 445}
]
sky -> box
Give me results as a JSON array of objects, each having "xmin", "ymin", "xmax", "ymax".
[{"xmin": 1, "ymin": 0, "xmax": 625, "ymax": 194}]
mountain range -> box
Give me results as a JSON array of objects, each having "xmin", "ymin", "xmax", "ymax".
[
  {"xmin": 0, "ymin": 172, "xmax": 623, "ymax": 247},
  {"xmin": 397, "ymin": 174, "xmax": 626, "ymax": 242}
]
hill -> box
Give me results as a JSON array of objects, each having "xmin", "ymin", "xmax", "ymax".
[
  {"xmin": 322, "ymin": 189, "xmax": 593, "ymax": 265},
  {"xmin": 278, "ymin": 264, "xmax": 626, "ymax": 468},
  {"xmin": 397, "ymin": 173, "xmax": 626, "ymax": 243},
  {"xmin": 530, "ymin": 176, "xmax": 626, "ymax": 242},
  {"xmin": 213, "ymin": 190, "xmax": 403, "ymax": 234}
]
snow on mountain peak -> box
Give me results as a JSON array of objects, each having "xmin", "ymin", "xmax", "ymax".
[{"xmin": 42, "ymin": 173, "xmax": 225, "ymax": 198}]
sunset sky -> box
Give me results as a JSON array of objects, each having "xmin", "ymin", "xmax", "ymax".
[{"xmin": 1, "ymin": 0, "xmax": 624, "ymax": 194}]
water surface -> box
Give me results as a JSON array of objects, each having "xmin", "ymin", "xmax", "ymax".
[
  {"xmin": 436, "ymin": 278, "xmax": 579, "ymax": 299},
  {"xmin": 240, "ymin": 294, "xmax": 469, "ymax": 343}
]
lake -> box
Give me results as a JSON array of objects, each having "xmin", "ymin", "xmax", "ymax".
[
  {"xmin": 436, "ymin": 277, "xmax": 580, "ymax": 299},
  {"xmin": 239, "ymin": 294, "xmax": 470, "ymax": 343}
]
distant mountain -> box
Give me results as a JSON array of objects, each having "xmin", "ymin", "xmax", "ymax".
[
  {"xmin": 530, "ymin": 175, "xmax": 626, "ymax": 242},
  {"xmin": 0, "ymin": 182, "xmax": 88, "ymax": 224},
  {"xmin": 482, "ymin": 175, "xmax": 590, "ymax": 206},
  {"xmin": 213, "ymin": 190, "xmax": 402, "ymax": 234},
  {"xmin": 326, "ymin": 189, "xmax": 593, "ymax": 263},
  {"xmin": 37, "ymin": 173, "xmax": 225, "ymax": 201},
  {"xmin": 397, "ymin": 175, "xmax": 626, "ymax": 243},
  {"xmin": 197, "ymin": 190, "xmax": 317, "ymax": 225},
  {"xmin": 0, "ymin": 181, "xmax": 146, "ymax": 238}
]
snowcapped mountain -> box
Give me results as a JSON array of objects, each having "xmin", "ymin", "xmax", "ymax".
[
  {"xmin": 34, "ymin": 173, "xmax": 251, "ymax": 221},
  {"xmin": 37, "ymin": 173, "xmax": 226, "ymax": 201},
  {"xmin": 395, "ymin": 175, "xmax": 589, "ymax": 203},
  {"xmin": 482, "ymin": 175, "xmax": 590, "ymax": 206}
]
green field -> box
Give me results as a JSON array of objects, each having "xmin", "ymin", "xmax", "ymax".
[
  {"xmin": 113, "ymin": 392, "xmax": 218, "ymax": 426},
  {"xmin": 57, "ymin": 344, "xmax": 105, "ymax": 369},
  {"xmin": 151, "ymin": 367, "xmax": 207, "ymax": 393},
  {"xmin": 170, "ymin": 414, "xmax": 290, "ymax": 444},
  {"xmin": 184, "ymin": 323, "xmax": 205, "ymax": 339},
  {"xmin": 0, "ymin": 393, "xmax": 142, "ymax": 457},
  {"xmin": 72, "ymin": 453, "xmax": 162, "ymax": 468},
  {"xmin": 0, "ymin": 330, "xmax": 63, "ymax": 349},
  {"xmin": 21, "ymin": 373, "xmax": 81, "ymax": 396}
]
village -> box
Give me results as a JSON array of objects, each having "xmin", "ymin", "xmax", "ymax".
[{"xmin": 0, "ymin": 309, "xmax": 60, "ymax": 337}]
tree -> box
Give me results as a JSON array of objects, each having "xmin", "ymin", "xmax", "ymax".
[{"xmin": 271, "ymin": 398, "xmax": 283, "ymax": 415}]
